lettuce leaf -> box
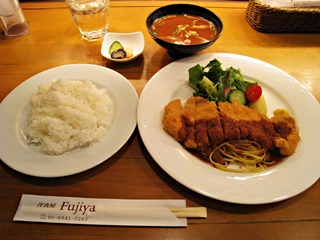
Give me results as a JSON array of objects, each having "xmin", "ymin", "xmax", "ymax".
[{"xmin": 188, "ymin": 58, "xmax": 257, "ymax": 102}]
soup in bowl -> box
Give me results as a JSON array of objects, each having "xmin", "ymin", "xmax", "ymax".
[{"xmin": 146, "ymin": 4, "xmax": 223, "ymax": 58}]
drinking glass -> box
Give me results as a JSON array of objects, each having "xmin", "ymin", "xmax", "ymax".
[
  {"xmin": 65, "ymin": 0, "xmax": 110, "ymax": 41},
  {"xmin": 0, "ymin": 0, "xmax": 30, "ymax": 39}
]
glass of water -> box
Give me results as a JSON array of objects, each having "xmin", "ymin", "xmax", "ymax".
[
  {"xmin": 0, "ymin": 0, "xmax": 30, "ymax": 39},
  {"xmin": 65, "ymin": 0, "xmax": 110, "ymax": 41}
]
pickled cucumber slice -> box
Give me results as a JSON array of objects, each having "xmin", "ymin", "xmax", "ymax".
[{"xmin": 109, "ymin": 41, "xmax": 124, "ymax": 55}]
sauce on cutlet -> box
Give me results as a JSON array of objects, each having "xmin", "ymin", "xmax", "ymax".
[{"xmin": 162, "ymin": 96, "xmax": 300, "ymax": 171}]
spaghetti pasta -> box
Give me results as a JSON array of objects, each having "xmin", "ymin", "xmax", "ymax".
[{"xmin": 209, "ymin": 140, "xmax": 274, "ymax": 173}]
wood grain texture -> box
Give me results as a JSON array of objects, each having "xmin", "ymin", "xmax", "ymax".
[{"xmin": 0, "ymin": 1, "xmax": 319, "ymax": 240}]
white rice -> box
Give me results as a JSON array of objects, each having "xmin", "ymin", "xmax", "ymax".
[{"xmin": 26, "ymin": 79, "xmax": 112, "ymax": 155}]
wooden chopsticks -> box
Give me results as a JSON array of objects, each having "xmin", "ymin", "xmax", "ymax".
[{"xmin": 168, "ymin": 207, "xmax": 207, "ymax": 218}]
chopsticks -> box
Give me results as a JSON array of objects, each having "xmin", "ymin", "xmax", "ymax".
[{"xmin": 169, "ymin": 207, "xmax": 207, "ymax": 218}]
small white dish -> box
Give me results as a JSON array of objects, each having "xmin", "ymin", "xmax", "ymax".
[{"xmin": 101, "ymin": 32, "xmax": 144, "ymax": 62}]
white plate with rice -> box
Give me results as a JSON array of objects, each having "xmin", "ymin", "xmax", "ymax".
[{"xmin": 0, "ymin": 64, "xmax": 138, "ymax": 177}]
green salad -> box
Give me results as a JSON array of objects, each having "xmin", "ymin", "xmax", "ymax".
[{"xmin": 188, "ymin": 59, "xmax": 262, "ymax": 105}]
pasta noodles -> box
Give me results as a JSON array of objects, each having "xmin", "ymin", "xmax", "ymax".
[{"xmin": 209, "ymin": 140, "xmax": 274, "ymax": 173}]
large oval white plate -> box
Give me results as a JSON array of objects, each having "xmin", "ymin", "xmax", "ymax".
[
  {"xmin": 137, "ymin": 53, "xmax": 320, "ymax": 204},
  {"xmin": 0, "ymin": 64, "xmax": 138, "ymax": 177}
]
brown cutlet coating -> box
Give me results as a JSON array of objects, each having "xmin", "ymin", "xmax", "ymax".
[
  {"xmin": 218, "ymin": 102, "xmax": 241, "ymax": 140},
  {"xmin": 260, "ymin": 115, "xmax": 277, "ymax": 150},
  {"xmin": 232, "ymin": 100, "xmax": 251, "ymax": 139},
  {"xmin": 193, "ymin": 97, "xmax": 212, "ymax": 147},
  {"xmin": 185, "ymin": 97, "xmax": 224, "ymax": 148},
  {"xmin": 241, "ymin": 104, "xmax": 275, "ymax": 150},
  {"xmin": 271, "ymin": 113, "xmax": 300, "ymax": 156},
  {"xmin": 206, "ymin": 101, "xmax": 224, "ymax": 145},
  {"xmin": 232, "ymin": 101, "xmax": 276, "ymax": 150},
  {"xmin": 162, "ymin": 99, "xmax": 186, "ymax": 143},
  {"xmin": 183, "ymin": 97, "xmax": 198, "ymax": 149},
  {"xmin": 162, "ymin": 96, "xmax": 300, "ymax": 157}
]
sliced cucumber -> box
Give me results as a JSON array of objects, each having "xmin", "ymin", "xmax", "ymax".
[
  {"xmin": 109, "ymin": 41, "xmax": 124, "ymax": 55},
  {"xmin": 229, "ymin": 89, "xmax": 246, "ymax": 105}
]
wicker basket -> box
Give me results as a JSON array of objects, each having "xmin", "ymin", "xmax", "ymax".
[{"xmin": 245, "ymin": 0, "xmax": 320, "ymax": 33}]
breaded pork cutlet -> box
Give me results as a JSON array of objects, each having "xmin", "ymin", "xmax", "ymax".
[
  {"xmin": 194, "ymin": 97, "xmax": 211, "ymax": 147},
  {"xmin": 162, "ymin": 96, "xmax": 300, "ymax": 157},
  {"xmin": 271, "ymin": 110, "xmax": 300, "ymax": 156},
  {"xmin": 206, "ymin": 100, "xmax": 224, "ymax": 145},
  {"xmin": 218, "ymin": 102, "xmax": 241, "ymax": 140},
  {"xmin": 232, "ymin": 100, "xmax": 276, "ymax": 150},
  {"xmin": 162, "ymin": 99, "xmax": 186, "ymax": 143},
  {"xmin": 232, "ymin": 100, "xmax": 250, "ymax": 139},
  {"xmin": 185, "ymin": 97, "xmax": 225, "ymax": 148},
  {"xmin": 183, "ymin": 97, "xmax": 198, "ymax": 149}
]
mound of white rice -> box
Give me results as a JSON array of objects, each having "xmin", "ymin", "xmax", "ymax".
[{"xmin": 26, "ymin": 79, "xmax": 112, "ymax": 155}]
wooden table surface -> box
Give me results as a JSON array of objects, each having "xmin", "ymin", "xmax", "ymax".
[{"xmin": 1, "ymin": 1, "xmax": 319, "ymax": 239}]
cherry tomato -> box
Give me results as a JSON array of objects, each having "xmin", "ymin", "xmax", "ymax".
[{"xmin": 245, "ymin": 84, "xmax": 262, "ymax": 102}]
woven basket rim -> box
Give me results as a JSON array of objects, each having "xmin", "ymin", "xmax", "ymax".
[
  {"xmin": 246, "ymin": 0, "xmax": 320, "ymax": 33},
  {"xmin": 250, "ymin": 0, "xmax": 320, "ymax": 13}
]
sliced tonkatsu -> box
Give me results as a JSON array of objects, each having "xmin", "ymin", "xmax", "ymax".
[{"xmin": 162, "ymin": 96, "xmax": 300, "ymax": 157}]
